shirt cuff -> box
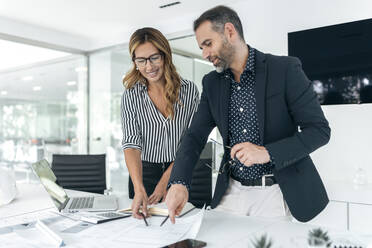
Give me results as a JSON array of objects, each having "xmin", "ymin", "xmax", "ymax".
[
  {"xmin": 167, "ymin": 180, "xmax": 190, "ymax": 191},
  {"xmin": 265, "ymin": 146, "xmax": 276, "ymax": 168},
  {"xmin": 122, "ymin": 143, "xmax": 142, "ymax": 151}
]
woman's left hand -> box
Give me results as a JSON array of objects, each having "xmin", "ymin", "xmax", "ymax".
[{"xmin": 148, "ymin": 181, "xmax": 168, "ymax": 205}]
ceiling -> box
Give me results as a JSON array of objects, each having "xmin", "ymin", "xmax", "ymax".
[
  {"xmin": 1, "ymin": 0, "xmax": 372, "ymax": 103},
  {"xmin": 1, "ymin": 0, "xmax": 372, "ymax": 53},
  {"xmin": 0, "ymin": 0, "xmax": 243, "ymax": 51},
  {"xmin": 0, "ymin": 55, "xmax": 86, "ymax": 102},
  {"xmin": 0, "ymin": 39, "xmax": 71, "ymax": 71}
]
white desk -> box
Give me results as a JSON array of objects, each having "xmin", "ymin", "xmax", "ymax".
[
  {"xmin": 1, "ymin": 183, "xmax": 371, "ymax": 248},
  {"xmin": 0, "ymin": 183, "xmax": 54, "ymax": 221}
]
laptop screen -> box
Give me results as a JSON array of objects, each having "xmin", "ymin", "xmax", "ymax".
[{"xmin": 31, "ymin": 159, "xmax": 69, "ymax": 211}]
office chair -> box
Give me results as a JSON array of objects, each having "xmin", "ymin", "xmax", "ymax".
[
  {"xmin": 188, "ymin": 142, "xmax": 212, "ymax": 208},
  {"xmin": 51, "ymin": 154, "xmax": 107, "ymax": 194}
]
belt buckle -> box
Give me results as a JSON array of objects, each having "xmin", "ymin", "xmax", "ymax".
[{"xmin": 261, "ymin": 174, "xmax": 274, "ymax": 188}]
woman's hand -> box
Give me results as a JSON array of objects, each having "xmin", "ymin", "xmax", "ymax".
[
  {"xmin": 148, "ymin": 180, "xmax": 168, "ymax": 205},
  {"xmin": 132, "ymin": 188, "xmax": 148, "ymax": 219}
]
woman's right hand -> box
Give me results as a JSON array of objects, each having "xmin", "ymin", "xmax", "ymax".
[{"xmin": 132, "ymin": 188, "xmax": 148, "ymax": 219}]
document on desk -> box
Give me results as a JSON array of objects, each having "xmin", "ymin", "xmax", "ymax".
[
  {"xmin": 0, "ymin": 211, "xmax": 93, "ymax": 248},
  {"xmin": 0, "ymin": 208, "xmax": 56, "ymax": 228},
  {"xmin": 74, "ymin": 206, "xmax": 206, "ymax": 248}
]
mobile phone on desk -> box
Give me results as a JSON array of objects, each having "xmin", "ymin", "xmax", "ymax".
[{"xmin": 161, "ymin": 239, "xmax": 207, "ymax": 248}]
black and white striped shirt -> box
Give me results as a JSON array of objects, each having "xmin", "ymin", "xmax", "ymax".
[{"xmin": 121, "ymin": 79, "xmax": 199, "ymax": 163}]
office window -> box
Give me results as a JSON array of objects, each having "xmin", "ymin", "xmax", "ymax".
[{"xmin": 0, "ymin": 42, "xmax": 88, "ymax": 182}]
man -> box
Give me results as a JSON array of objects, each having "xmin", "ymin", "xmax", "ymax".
[{"xmin": 166, "ymin": 5, "xmax": 331, "ymax": 223}]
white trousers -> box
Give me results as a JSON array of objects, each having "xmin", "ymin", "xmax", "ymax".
[{"xmin": 214, "ymin": 178, "xmax": 291, "ymax": 220}]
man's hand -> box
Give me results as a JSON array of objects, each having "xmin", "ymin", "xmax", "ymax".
[
  {"xmin": 165, "ymin": 184, "xmax": 189, "ymax": 224},
  {"xmin": 132, "ymin": 188, "xmax": 148, "ymax": 219},
  {"xmin": 148, "ymin": 180, "xmax": 167, "ymax": 205},
  {"xmin": 230, "ymin": 142, "xmax": 270, "ymax": 166}
]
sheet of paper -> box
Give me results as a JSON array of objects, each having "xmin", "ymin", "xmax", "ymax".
[
  {"xmin": 0, "ymin": 232, "xmax": 44, "ymax": 248},
  {"xmin": 13, "ymin": 223, "xmax": 62, "ymax": 248},
  {"xmin": 0, "ymin": 209, "xmax": 56, "ymax": 228},
  {"xmin": 67, "ymin": 207, "xmax": 206, "ymax": 248},
  {"xmin": 179, "ymin": 205, "xmax": 205, "ymax": 240},
  {"xmin": 0, "ymin": 209, "xmax": 94, "ymax": 248},
  {"xmin": 0, "ymin": 206, "xmax": 205, "ymax": 247}
]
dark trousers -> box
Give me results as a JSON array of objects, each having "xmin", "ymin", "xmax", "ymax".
[{"xmin": 128, "ymin": 161, "xmax": 172, "ymax": 199}]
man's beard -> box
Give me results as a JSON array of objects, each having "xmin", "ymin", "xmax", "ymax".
[{"xmin": 214, "ymin": 38, "xmax": 234, "ymax": 73}]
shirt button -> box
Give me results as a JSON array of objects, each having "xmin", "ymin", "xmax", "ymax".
[
  {"xmin": 237, "ymin": 86, "xmax": 241, "ymax": 90},
  {"xmin": 243, "ymin": 129, "xmax": 247, "ymax": 133},
  {"xmin": 239, "ymin": 167, "xmax": 243, "ymax": 171},
  {"xmin": 239, "ymin": 108, "xmax": 244, "ymax": 112}
]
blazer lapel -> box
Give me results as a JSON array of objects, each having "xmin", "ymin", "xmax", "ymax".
[
  {"xmin": 219, "ymin": 74, "xmax": 231, "ymax": 145},
  {"xmin": 254, "ymin": 50, "xmax": 267, "ymax": 144}
]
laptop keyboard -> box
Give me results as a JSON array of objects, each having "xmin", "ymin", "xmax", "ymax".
[{"xmin": 69, "ymin": 197, "xmax": 94, "ymax": 209}]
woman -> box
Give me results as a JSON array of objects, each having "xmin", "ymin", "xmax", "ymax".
[{"xmin": 121, "ymin": 27, "xmax": 199, "ymax": 219}]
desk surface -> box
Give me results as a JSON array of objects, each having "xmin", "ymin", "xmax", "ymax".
[{"xmin": 1, "ymin": 183, "xmax": 371, "ymax": 248}]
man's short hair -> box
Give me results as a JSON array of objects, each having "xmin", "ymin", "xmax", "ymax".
[{"xmin": 193, "ymin": 5, "xmax": 244, "ymax": 41}]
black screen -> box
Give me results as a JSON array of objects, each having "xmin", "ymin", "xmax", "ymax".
[{"xmin": 288, "ymin": 18, "xmax": 372, "ymax": 105}]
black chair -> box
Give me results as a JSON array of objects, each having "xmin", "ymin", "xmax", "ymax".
[
  {"xmin": 188, "ymin": 142, "xmax": 213, "ymax": 208},
  {"xmin": 51, "ymin": 154, "xmax": 107, "ymax": 194}
]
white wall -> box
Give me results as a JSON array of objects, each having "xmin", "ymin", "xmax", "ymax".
[
  {"xmin": 227, "ymin": 0, "xmax": 372, "ymax": 183},
  {"xmin": 231, "ymin": 0, "xmax": 372, "ymax": 56},
  {"xmin": 312, "ymin": 104, "xmax": 372, "ymax": 183}
]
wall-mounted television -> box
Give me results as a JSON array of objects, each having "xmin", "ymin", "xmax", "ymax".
[{"xmin": 288, "ymin": 18, "xmax": 372, "ymax": 105}]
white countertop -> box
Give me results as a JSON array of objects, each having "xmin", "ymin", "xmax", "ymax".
[{"xmin": 0, "ymin": 183, "xmax": 54, "ymax": 218}]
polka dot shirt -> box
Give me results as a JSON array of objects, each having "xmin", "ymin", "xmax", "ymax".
[{"xmin": 226, "ymin": 47, "xmax": 273, "ymax": 181}]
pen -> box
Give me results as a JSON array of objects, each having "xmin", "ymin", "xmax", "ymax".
[
  {"xmin": 140, "ymin": 213, "xmax": 149, "ymax": 226},
  {"xmin": 160, "ymin": 215, "xmax": 169, "ymax": 227}
]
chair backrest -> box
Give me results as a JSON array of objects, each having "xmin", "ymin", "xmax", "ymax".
[
  {"xmin": 51, "ymin": 154, "xmax": 106, "ymax": 194},
  {"xmin": 188, "ymin": 142, "xmax": 212, "ymax": 208}
]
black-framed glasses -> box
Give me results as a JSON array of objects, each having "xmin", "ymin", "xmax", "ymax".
[
  {"xmin": 133, "ymin": 53, "xmax": 162, "ymax": 68},
  {"xmin": 204, "ymin": 159, "xmax": 236, "ymax": 175},
  {"xmin": 204, "ymin": 138, "xmax": 236, "ymax": 174}
]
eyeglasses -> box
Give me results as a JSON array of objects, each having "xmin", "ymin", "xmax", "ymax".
[
  {"xmin": 133, "ymin": 53, "xmax": 162, "ymax": 68},
  {"xmin": 204, "ymin": 159, "xmax": 236, "ymax": 175},
  {"xmin": 204, "ymin": 138, "xmax": 236, "ymax": 174}
]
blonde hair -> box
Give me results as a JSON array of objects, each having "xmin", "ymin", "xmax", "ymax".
[{"xmin": 123, "ymin": 27, "xmax": 181, "ymax": 119}]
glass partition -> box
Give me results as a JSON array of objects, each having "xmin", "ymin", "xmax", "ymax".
[
  {"xmin": 0, "ymin": 54, "xmax": 88, "ymax": 182},
  {"xmin": 89, "ymin": 48, "xmax": 131, "ymax": 194},
  {"xmin": 0, "ymin": 35, "xmax": 216, "ymax": 193}
]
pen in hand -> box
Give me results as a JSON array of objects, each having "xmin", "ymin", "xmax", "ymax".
[
  {"xmin": 140, "ymin": 212, "xmax": 149, "ymax": 226},
  {"xmin": 160, "ymin": 215, "xmax": 169, "ymax": 227}
]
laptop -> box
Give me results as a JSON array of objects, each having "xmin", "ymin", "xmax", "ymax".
[{"xmin": 31, "ymin": 159, "xmax": 118, "ymax": 213}]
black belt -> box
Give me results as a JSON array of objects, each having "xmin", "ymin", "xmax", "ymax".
[{"xmin": 231, "ymin": 174, "xmax": 277, "ymax": 187}]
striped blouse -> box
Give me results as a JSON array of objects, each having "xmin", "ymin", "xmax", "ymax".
[{"xmin": 121, "ymin": 79, "xmax": 199, "ymax": 163}]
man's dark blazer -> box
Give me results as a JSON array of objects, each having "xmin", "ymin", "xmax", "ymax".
[{"xmin": 169, "ymin": 49, "xmax": 331, "ymax": 222}]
